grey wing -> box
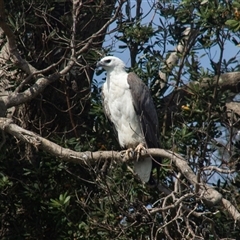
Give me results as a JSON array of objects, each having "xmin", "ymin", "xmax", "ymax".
[{"xmin": 127, "ymin": 72, "xmax": 160, "ymax": 149}]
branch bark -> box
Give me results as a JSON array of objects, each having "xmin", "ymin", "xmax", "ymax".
[
  {"xmin": 1, "ymin": 73, "xmax": 61, "ymax": 108},
  {"xmin": 0, "ymin": 117, "xmax": 239, "ymax": 225}
]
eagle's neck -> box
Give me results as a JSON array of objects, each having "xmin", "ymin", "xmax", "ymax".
[{"xmin": 106, "ymin": 68, "xmax": 128, "ymax": 90}]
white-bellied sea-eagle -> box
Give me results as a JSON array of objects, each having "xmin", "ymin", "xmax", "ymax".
[{"xmin": 97, "ymin": 56, "xmax": 160, "ymax": 183}]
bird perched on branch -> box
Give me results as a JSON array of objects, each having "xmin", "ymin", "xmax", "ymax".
[{"xmin": 97, "ymin": 56, "xmax": 160, "ymax": 183}]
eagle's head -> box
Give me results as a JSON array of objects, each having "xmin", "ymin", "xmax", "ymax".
[{"xmin": 96, "ymin": 56, "xmax": 126, "ymax": 72}]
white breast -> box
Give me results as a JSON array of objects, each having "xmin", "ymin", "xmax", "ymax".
[{"xmin": 103, "ymin": 73, "xmax": 145, "ymax": 148}]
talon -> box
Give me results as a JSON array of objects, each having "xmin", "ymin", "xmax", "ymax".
[{"xmin": 126, "ymin": 148, "xmax": 134, "ymax": 159}]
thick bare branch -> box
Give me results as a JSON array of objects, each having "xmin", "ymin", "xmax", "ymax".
[
  {"xmin": 0, "ymin": 118, "xmax": 93, "ymax": 164},
  {"xmin": 1, "ymin": 117, "xmax": 240, "ymax": 226},
  {"xmin": 221, "ymin": 198, "xmax": 240, "ymax": 224},
  {"xmin": 0, "ymin": 0, "xmax": 78, "ymax": 112},
  {"xmin": 163, "ymin": 72, "xmax": 240, "ymax": 107},
  {"xmin": 157, "ymin": 27, "xmax": 240, "ymax": 128},
  {"xmin": 201, "ymin": 72, "xmax": 240, "ymax": 93}
]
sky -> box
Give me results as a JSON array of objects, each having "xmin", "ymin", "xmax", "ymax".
[{"xmin": 99, "ymin": 0, "xmax": 240, "ymax": 70}]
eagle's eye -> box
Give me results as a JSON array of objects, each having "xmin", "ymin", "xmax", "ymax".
[{"xmin": 104, "ymin": 59, "xmax": 111, "ymax": 64}]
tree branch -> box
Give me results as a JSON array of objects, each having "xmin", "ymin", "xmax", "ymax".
[
  {"xmin": 203, "ymin": 166, "xmax": 235, "ymax": 174},
  {"xmin": 226, "ymin": 101, "xmax": 240, "ymax": 117},
  {"xmin": 158, "ymin": 27, "xmax": 199, "ymax": 91},
  {"xmin": 221, "ymin": 198, "xmax": 240, "ymax": 224},
  {"xmin": 1, "ymin": 117, "xmax": 240, "ymax": 226},
  {"xmin": 0, "ymin": 0, "xmax": 38, "ymax": 75},
  {"xmin": 0, "ymin": 0, "xmax": 125, "ymax": 114},
  {"xmin": 76, "ymin": 0, "xmax": 125, "ymax": 56},
  {"xmin": 157, "ymin": 27, "xmax": 240, "ymax": 128},
  {"xmin": 201, "ymin": 72, "xmax": 240, "ymax": 93},
  {"xmin": 1, "ymin": 73, "xmax": 61, "ymax": 108}
]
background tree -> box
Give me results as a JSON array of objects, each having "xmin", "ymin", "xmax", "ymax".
[{"xmin": 0, "ymin": 0, "xmax": 240, "ymax": 239}]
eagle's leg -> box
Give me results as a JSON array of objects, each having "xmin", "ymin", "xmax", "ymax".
[{"xmin": 134, "ymin": 143, "xmax": 146, "ymax": 161}]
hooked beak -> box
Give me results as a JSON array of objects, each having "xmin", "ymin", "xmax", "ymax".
[{"xmin": 96, "ymin": 61, "xmax": 103, "ymax": 68}]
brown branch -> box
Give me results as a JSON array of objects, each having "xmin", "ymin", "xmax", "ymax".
[
  {"xmin": 156, "ymin": 27, "xmax": 240, "ymax": 128},
  {"xmin": 14, "ymin": 56, "xmax": 66, "ymax": 93},
  {"xmin": 203, "ymin": 166, "xmax": 235, "ymax": 174},
  {"xmin": 163, "ymin": 72, "xmax": 240, "ymax": 109},
  {"xmin": 76, "ymin": 0, "xmax": 125, "ymax": 56},
  {"xmin": 160, "ymin": 71, "xmax": 240, "ymax": 130},
  {"xmin": 1, "ymin": 117, "xmax": 240, "ymax": 226},
  {"xmin": 0, "ymin": 118, "xmax": 90, "ymax": 164},
  {"xmin": 158, "ymin": 28, "xmax": 199, "ymax": 91},
  {"xmin": 1, "ymin": 73, "xmax": 61, "ymax": 108},
  {"xmin": 150, "ymin": 193, "xmax": 195, "ymax": 213},
  {"xmin": 0, "ymin": 0, "xmax": 78, "ymax": 111},
  {"xmin": 156, "ymin": 202, "xmax": 183, "ymax": 239},
  {"xmin": 0, "ymin": 0, "xmax": 38, "ymax": 75},
  {"xmin": 221, "ymin": 198, "xmax": 240, "ymax": 224},
  {"xmin": 201, "ymin": 72, "xmax": 240, "ymax": 93},
  {"xmin": 0, "ymin": 0, "xmax": 123, "ymax": 111}
]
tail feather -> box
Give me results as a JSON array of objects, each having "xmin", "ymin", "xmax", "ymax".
[{"xmin": 134, "ymin": 157, "xmax": 152, "ymax": 183}]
